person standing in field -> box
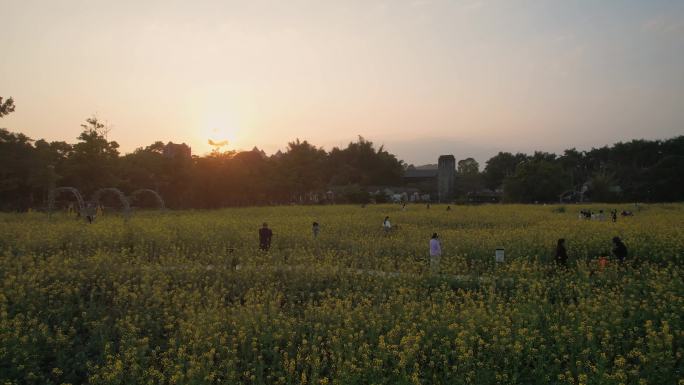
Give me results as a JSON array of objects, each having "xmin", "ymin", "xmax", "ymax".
[
  {"xmin": 555, "ymin": 238, "xmax": 568, "ymax": 267},
  {"xmin": 612, "ymin": 237, "xmax": 627, "ymax": 263},
  {"xmin": 611, "ymin": 209, "xmax": 617, "ymax": 223},
  {"xmin": 85, "ymin": 202, "xmax": 96, "ymax": 224},
  {"xmin": 259, "ymin": 223, "xmax": 273, "ymax": 251},
  {"xmin": 383, "ymin": 216, "xmax": 392, "ymax": 233},
  {"xmin": 429, "ymin": 233, "xmax": 442, "ymax": 274},
  {"xmin": 312, "ymin": 222, "xmax": 320, "ymax": 238}
]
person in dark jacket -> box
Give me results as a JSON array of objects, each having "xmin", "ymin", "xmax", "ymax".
[
  {"xmin": 259, "ymin": 223, "xmax": 273, "ymax": 251},
  {"xmin": 612, "ymin": 236, "xmax": 627, "ymax": 263},
  {"xmin": 312, "ymin": 222, "xmax": 320, "ymax": 238},
  {"xmin": 555, "ymin": 238, "xmax": 568, "ymax": 267}
]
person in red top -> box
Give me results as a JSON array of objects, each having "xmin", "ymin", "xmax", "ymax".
[{"xmin": 259, "ymin": 223, "xmax": 273, "ymax": 251}]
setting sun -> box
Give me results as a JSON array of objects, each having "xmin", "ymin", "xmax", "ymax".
[{"xmin": 195, "ymin": 108, "xmax": 245, "ymax": 153}]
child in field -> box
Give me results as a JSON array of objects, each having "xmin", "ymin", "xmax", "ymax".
[
  {"xmin": 312, "ymin": 222, "xmax": 320, "ymax": 238},
  {"xmin": 259, "ymin": 223, "xmax": 273, "ymax": 251},
  {"xmin": 555, "ymin": 238, "xmax": 568, "ymax": 267},
  {"xmin": 429, "ymin": 233, "xmax": 442, "ymax": 274},
  {"xmin": 612, "ymin": 237, "xmax": 627, "ymax": 263},
  {"xmin": 85, "ymin": 202, "xmax": 96, "ymax": 224},
  {"xmin": 383, "ymin": 216, "xmax": 392, "ymax": 232}
]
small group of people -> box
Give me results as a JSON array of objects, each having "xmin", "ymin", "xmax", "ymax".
[
  {"xmin": 555, "ymin": 236, "xmax": 628, "ymax": 267},
  {"xmin": 258, "ymin": 221, "xmax": 322, "ymax": 251},
  {"xmin": 580, "ymin": 208, "xmax": 635, "ymax": 222},
  {"xmin": 579, "ymin": 209, "xmax": 610, "ymax": 221}
]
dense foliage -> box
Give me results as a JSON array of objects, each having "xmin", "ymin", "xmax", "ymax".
[
  {"xmin": 0, "ymin": 121, "xmax": 405, "ymax": 209},
  {"xmin": 1, "ymin": 204, "xmax": 683, "ymax": 384},
  {"xmin": 1, "ymin": 114, "xmax": 683, "ymax": 210},
  {"xmin": 478, "ymin": 141, "xmax": 684, "ymax": 203}
]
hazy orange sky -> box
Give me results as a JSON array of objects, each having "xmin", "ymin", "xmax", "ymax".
[{"xmin": 2, "ymin": 0, "xmax": 683, "ymax": 164}]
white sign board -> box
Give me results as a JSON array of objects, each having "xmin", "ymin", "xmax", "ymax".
[{"xmin": 495, "ymin": 248, "xmax": 505, "ymax": 263}]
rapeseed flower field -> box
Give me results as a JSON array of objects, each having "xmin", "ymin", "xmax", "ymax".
[{"xmin": 1, "ymin": 204, "xmax": 682, "ymax": 384}]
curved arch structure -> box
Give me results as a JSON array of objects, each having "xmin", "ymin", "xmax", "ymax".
[
  {"xmin": 559, "ymin": 189, "xmax": 584, "ymax": 203},
  {"xmin": 48, "ymin": 187, "xmax": 86, "ymax": 217},
  {"xmin": 129, "ymin": 189, "xmax": 165, "ymax": 210},
  {"xmin": 90, "ymin": 187, "xmax": 131, "ymax": 218}
]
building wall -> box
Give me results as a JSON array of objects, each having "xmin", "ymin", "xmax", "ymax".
[
  {"xmin": 163, "ymin": 142, "xmax": 192, "ymax": 159},
  {"xmin": 438, "ymin": 155, "xmax": 456, "ymax": 202}
]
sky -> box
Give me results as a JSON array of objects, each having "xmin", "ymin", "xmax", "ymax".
[{"xmin": 1, "ymin": 0, "xmax": 683, "ymax": 165}]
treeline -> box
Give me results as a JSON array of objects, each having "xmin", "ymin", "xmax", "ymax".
[
  {"xmin": 0, "ymin": 118, "xmax": 404, "ymax": 210},
  {"xmin": 460, "ymin": 136, "xmax": 684, "ymax": 203},
  {"xmin": 1, "ymin": 116, "xmax": 683, "ymax": 211}
]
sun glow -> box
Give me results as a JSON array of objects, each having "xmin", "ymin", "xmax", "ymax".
[{"xmin": 194, "ymin": 109, "xmax": 248, "ymax": 154}]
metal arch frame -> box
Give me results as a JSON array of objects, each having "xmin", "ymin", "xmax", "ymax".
[
  {"xmin": 129, "ymin": 189, "xmax": 166, "ymax": 210},
  {"xmin": 48, "ymin": 187, "xmax": 86, "ymax": 218},
  {"xmin": 559, "ymin": 189, "xmax": 584, "ymax": 203},
  {"xmin": 90, "ymin": 187, "xmax": 131, "ymax": 218}
]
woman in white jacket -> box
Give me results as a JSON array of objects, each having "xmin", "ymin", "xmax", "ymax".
[{"xmin": 429, "ymin": 233, "xmax": 441, "ymax": 274}]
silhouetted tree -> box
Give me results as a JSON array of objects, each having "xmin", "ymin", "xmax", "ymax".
[
  {"xmin": 0, "ymin": 122, "xmax": 682, "ymax": 210},
  {"xmin": 587, "ymin": 171, "xmax": 620, "ymax": 202},
  {"xmin": 328, "ymin": 136, "xmax": 404, "ymax": 186},
  {"xmin": 62, "ymin": 117, "xmax": 120, "ymax": 195},
  {"xmin": 275, "ymin": 139, "xmax": 328, "ymax": 201},
  {"xmin": 455, "ymin": 157, "xmax": 483, "ymax": 197},
  {"xmin": 483, "ymin": 152, "xmax": 528, "ymax": 190},
  {"xmin": 0, "ymin": 97, "xmax": 15, "ymax": 117},
  {"xmin": 0, "ymin": 129, "xmax": 35, "ymax": 210},
  {"xmin": 457, "ymin": 158, "xmax": 479, "ymax": 175},
  {"xmin": 504, "ymin": 159, "xmax": 569, "ymax": 202}
]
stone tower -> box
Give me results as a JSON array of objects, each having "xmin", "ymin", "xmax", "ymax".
[{"xmin": 438, "ymin": 155, "xmax": 456, "ymax": 203}]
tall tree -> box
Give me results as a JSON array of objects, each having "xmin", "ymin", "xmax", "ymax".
[
  {"xmin": 0, "ymin": 129, "xmax": 35, "ymax": 210},
  {"xmin": 457, "ymin": 158, "xmax": 480, "ymax": 175},
  {"xmin": 328, "ymin": 136, "xmax": 404, "ymax": 186},
  {"xmin": 483, "ymin": 152, "xmax": 528, "ymax": 190},
  {"xmin": 586, "ymin": 170, "xmax": 620, "ymax": 202},
  {"xmin": 274, "ymin": 139, "xmax": 328, "ymax": 200},
  {"xmin": 557, "ymin": 148, "xmax": 589, "ymax": 189},
  {"xmin": 455, "ymin": 157, "xmax": 483, "ymax": 196},
  {"xmin": 119, "ymin": 141, "xmax": 167, "ymax": 194},
  {"xmin": 503, "ymin": 159, "xmax": 569, "ymax": 203},
  {"xmin": 62, "ymin": 117, "xmax": 120, "ymax": 195}
]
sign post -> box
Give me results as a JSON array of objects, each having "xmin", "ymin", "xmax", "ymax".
[{"xmin": 495, "ymin": 248, "xmax": 505, "ymax": 263}]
